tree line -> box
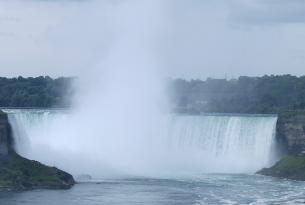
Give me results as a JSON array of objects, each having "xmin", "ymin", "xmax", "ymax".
[
  {"xmin": 1, "ymin": 74, "xmax": 305, "ymax": 113},
  {"xmin": 169, "ymin": 75, "xmax": 305, "ymax": 114},
  {"xmin": 0, "ymin": 76, "xmax": 74, "ymax": 108}
]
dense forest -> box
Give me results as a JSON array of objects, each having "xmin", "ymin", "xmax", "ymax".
[
  {"xmin": 1, "ymin": 75, "xmax": 305, "ymax": 113},
  {"xmin": 169, "ymin": 75, "xmax": 305, "ymax": 114},
  {"xmin": 0, "ymin": 76, "xmax": 74, "ymax": 108}
]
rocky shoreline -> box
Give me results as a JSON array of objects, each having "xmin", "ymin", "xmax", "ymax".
[
  {"xmin": 257, "ymin": 155, "xmax": 305, "ymax": 181},
  {"xmin": 257, "ymin": 111, "xmax": 305, "ymax": 181},
  {"xmin": 0, "ymin": 110, "xmax": 75, "ymax": 191}
]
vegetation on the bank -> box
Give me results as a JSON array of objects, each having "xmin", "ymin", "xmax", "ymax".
[
  {"xmin": 169, "ymin": 75, "xmax": 305, "ymax": 114},
  {"xmin": 257, "ymin": 155, "xmax": 305, "ymax": 181},
  {"xmin": 0, "ymin": 76, "xmax": 74, "ymax": 108},
  {"xmin": 0, "ymin": 152, "xmax": 75, "ymax": 191},
  {"xmin": 1, "ymin": 74, "xmax": 305, "ymax": 112}
]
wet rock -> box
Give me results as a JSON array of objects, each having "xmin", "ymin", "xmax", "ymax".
[{"xmin": 277, "ymin": 111, "xmax": 305, "ymax": 154}]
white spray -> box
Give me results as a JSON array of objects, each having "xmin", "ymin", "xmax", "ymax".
[
  {"xmin": 10, "ymin": 0, "xmax": 171, "ymax": 177},
  {"xmin": 7, "ymin": 0, "xmax": 278, "ymax": 178}
]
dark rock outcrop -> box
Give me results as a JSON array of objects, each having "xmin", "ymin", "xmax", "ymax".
[
  {"xmin": 276, "ymin": 111, "xmax": 305, "ymax": 154},
  {"xmin": 0, "ymin": 111, "xmax": 10, "ymax": 158},
  {"xmin": 258, "ymin": 111, "xmax": 305, "ymax": 181},
  {"xmin": 0, "ymin": 110, "xmax": 75, "ymax": 191},
  {"xmin": 0, "ymin": 152, "xmax": 75, "ymax": 191},
  {"xmin": 257, "ymin": 155, "xmax": 305, "ymax": 181}
]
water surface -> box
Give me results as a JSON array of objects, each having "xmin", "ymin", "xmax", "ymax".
[{"xmin": 1, "ymin": 174, "xmax": 305, "ymax": 205}]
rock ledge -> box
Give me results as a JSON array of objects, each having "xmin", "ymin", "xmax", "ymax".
[
  {"xmin": 257, "ymin": 155, "xmax": 305, "ymax": 181},
  {"xmin": 0, "ymin": 110, "xmax": 75, "ymax": 191}
]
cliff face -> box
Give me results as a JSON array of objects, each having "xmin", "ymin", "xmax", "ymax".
[
  {"xmin": 0, "ymin": 110, "xmax": 75, "ymax": 191},
  {"xmin": 276, "ymin": 111, "xmax": 305, "ymax": 154},
  {"xmin": 258, "ymin": 111, "xmax": 305, "ymax": 181},
  {"xmin": 0, "ymin": 111, "xmax": 9, "ymax": 157}
]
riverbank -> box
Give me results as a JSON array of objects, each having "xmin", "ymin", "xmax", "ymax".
[
  {"xmin": 0, "ymin": 110, "xmax": 75, "ymax": 191},
  {"xmin": 0, "ymin": 152, "xmax": 75, "ymax": 191},
  {"xmin": 257, "ymin": 155, "xmax": 305, "ymax": 181}
]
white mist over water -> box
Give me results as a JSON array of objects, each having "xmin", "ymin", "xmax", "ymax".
[
  {"xmin": 10, "ymin": 0, "xmax": 172, "ymax": 177},
  {"xmin": 4, "ymin": 0, "xmax": 279, "ymax": 178},
  {"xmin": 66, "ymin": 0, "xmax": 169, "ymax": 177}
]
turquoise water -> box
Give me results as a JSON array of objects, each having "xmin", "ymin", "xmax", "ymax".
[{"xmin": 1, "ymin": 174, "xmax": 305, "ymax": 205}]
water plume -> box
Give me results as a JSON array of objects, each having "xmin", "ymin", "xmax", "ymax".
[{"xmin": 10, "ymin": 0, "xmax": 170, "ymax": 178}]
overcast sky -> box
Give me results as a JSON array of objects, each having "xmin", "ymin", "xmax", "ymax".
[{"xmin": 0, "ymin": 0, "xmax": 305, "ymax": 79}]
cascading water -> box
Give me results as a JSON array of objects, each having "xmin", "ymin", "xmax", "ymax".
[
  {"xmin": 5, "ymin": 109, "xmax": 278, "ymax": 177},
  {"xmin": 4, "ymin": 109, "xmax": 71, "ymax": 162},
  {"xmin": 166, "ymin": 114, "xmax": 278, "ymax": 173}
]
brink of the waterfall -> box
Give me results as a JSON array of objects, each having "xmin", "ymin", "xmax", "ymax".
[{"xmin": 0, "ymin": 110, "xmax": 75, "ymax": 191}]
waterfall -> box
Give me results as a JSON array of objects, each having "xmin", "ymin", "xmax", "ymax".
[
  {"xmin": 166, "ymin": 114, "xmax": 278, "ymax": 173},
  {"xmin": 4, "ymin": 109, "xmax": 70, "ymax": 158},
  {"xmin": 5, "ymin": 109, "xmax": 278, "ymax": 176}
]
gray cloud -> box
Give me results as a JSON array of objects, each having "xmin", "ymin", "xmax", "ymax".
[
  {"xmin": 229, "ymin": 0, "xmax": 305, "ymax": 25},
  {"xmin": 0, "ymin": 0, "xmax": 305, "ymax": 79},
  {"xmin": 161, "ymin": 0, "xmax": 305, "ymax": 79}
]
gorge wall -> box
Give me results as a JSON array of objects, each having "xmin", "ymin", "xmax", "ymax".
[
  {"xmin": 0, "ymin": 111, "xmax": 9, "ymax": 157},
  {"xmin": 276, "ymin": 111, "xmax": 305, "ymax": 154},
  {"xmin": 258, "ymin": 111, "xmax": 305, "ymax": 181}
]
